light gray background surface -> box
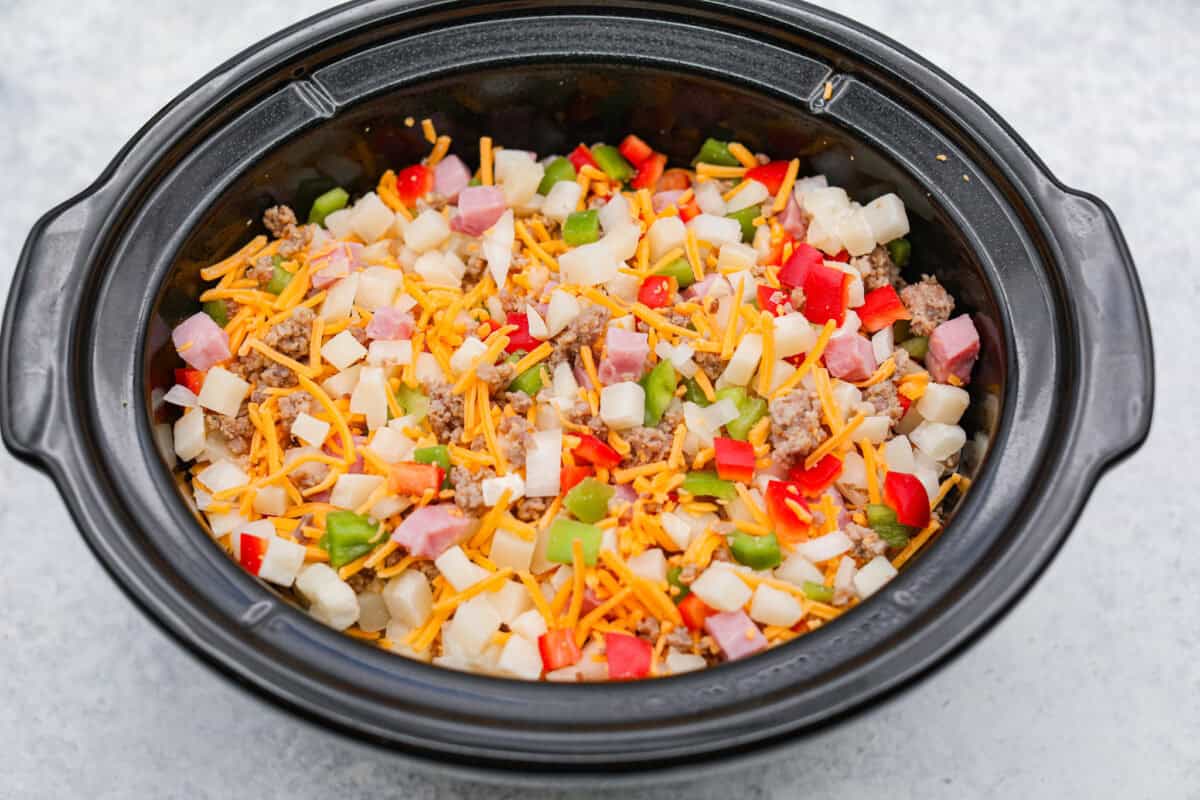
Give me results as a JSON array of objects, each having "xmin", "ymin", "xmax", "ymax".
[{"xmin": 0, "ymin": 1, "xmax": 1193, "ymax": 797}]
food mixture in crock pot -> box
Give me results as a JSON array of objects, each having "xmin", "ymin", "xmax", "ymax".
[{"xmin": 159, "ymin": 122, "xmax": 980, "ymax": 681}]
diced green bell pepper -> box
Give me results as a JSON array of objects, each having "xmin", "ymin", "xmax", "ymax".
[
  {"xmin": 640, "ymin": 359, "xmax": 677, "ymax": 427},
  {"xmin": 563, "ymin": 209, "xmax": 601, "ymax": 246},
  {"xmin": 730, "ymin": 531, "xmax": 782, "ymax": 570},
  {"xmin": 509, "ymin": 365, "xmax": 544, "ymax": 396},
  {"xmin": 684, "ymin": 378, "xmax": 710, "ymax": 406},
  {"xmin": 308, "ymin": 187, "xmax": 349, "ymax": 225},
  {"xmin": 899, "ymin": 336, "xmax": 929, "ymax": 360},
  {"xmin": 322, "ymin": 511, "xmax": 383, "ymax": 568},
  {"xmin": 866, "ymin": 503, "xmax": 915, "ymax": 549},
  {"xmin": 802, "ymin": 581, "xmax": 834, "ymax": 602},
  {"xmin": 681, "ymin": 470, "xmax": 737, "ymax": 500},
  {"xmin": 887, "ymin": 237, "xmax": 912, "ymax": 268},
  {"xmin": 545, "ymin": 518, "xmax": 603, "ymax": 566},
  {"xmin": 693, "ymin": 137, "xmax": 740, "ymax": 167},
  {"xmin": 413, "ymin": 445, "xmax": 451, "ymax": 472},
  {"xmin": 654, "ymin": 256, "xmax": 696, "ymax": 289},
  {"xmin": 590, "ymin": 144, "xmax": 635, "ymax": 182},
  {"xmin": 394, "ymin": 384, "xmax": 429, "ymax": 422},
  {"xmin": 715, "ymin": 386, "xmax": 767, "ymax": 441},
  {"xmin": 202, "ymin": 299, "xmax": 229, "ymax": 327},
  {"xmin": 563, "ymin": 478, "xmax": 614, "ymax": 524},
  {"xmin": 265, "ymin": 255, "xmax": 293, "ymax": 295},
  {"xmin": 537, "ymin": 156, "xmax": 577, "ymax": 195},
  {"xmin": 667, "ymin": 566, "xmax": 691, "ymax": 603},
  {"xmin": 726, "ymin": 206, "xmax": 759, "ymax": 243},
  {"xmin": 468, "ymin": 174, "xmax": 482, "ymax": 187}
]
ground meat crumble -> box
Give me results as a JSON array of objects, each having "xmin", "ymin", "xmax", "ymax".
[
  {"xmin": 900, "ymin": 275, "xmax": 954, "ymax": 337},
  {"xmin": 768, "ymin": 387, "xmax": 828, "ymax": 468}
]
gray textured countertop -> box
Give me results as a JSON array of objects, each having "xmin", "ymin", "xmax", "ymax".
[{"xmin": 0, "ymin": 1, "xmax": 1193, "ymax": 797}]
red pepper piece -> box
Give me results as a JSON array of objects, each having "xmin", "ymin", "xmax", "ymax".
[
  {"xmin": 745, "ymin": 160, "xmax": 792, "ymax": 195},
  {"xmin": 765, "ymin": 231, "xmax": 794, "ymax": 267},
  {"xmin": 788, "ymin": 454, "xmax": 843, "ymax": 497},
  {"xmin": 898, "ymin": 394, "xmax": 912, "ymax": 414},
  {"xmin": 174, "ymin": 368, "xmax": 204, "ymax": 394},
  {"xmin": 503, "ymin": 311, "xmax": 539, "ymax": 354},
  {"xmin": 388, "ymin": 463, "xmax": 444, "ymax": 496},
  {"xmin": 764, "ymin": 480, "xmax": 812, "ymax": 539},
  {"xmin": 573, "ymin": 434, "xmax": 622, "ymax": 470},
  {"xmin": 883, "ymin": 472, "xmax": 931, "ymax": 529},
  {"xmin": 238, "ymin": 533, "xmax": 267, "ymax": 575},
  {"xmin": 560, "ymin": 464, "xmax": 593, "ymax": 496},
  {"xmin": 395, "ymin": 164, "xmax": 433, "ymax": 207},
  {"xmin": 678, "ymin": 593, "xmax": 715, "ymax": 631},
  {"xmin": 858, "ymin": 285, "xmax": 912, "ymax": 333},
  {"xmin": 568, "ymin": 144, "xmax": 600, "ymax": 172},
  {"xmin": 679, "ymin": 197, "xmax": 701, "ymax": 222},
  {"xmin": 777, "ymin": 242, "xmax": 825, "ymax": 289},
  {"xmin": 538, "ymin": 628, "xmax": 581, "ymax": 671},
  {"xmin": 637, "ymin": 274, "xmax": 674, "ymax": 308},
  {"xmin": 829, "ymin": 249, "xmax": 851, "ymax": 263},
  {"xmin": 713, "ymin": 437, "xmax": 756, "ymax": 483},
  {"xmin": 604, "ymin": 632, "xmax": 652, "ymax": 679},
  {"xmin": 618, "ymin": 134, "xmax": 654, "ymax": 166},
  {"xmin": 757, "ymin": 284, "xmax": 792, "ymax": 316},
  {"xmin": 801, "ymin": 263, "xmax": 850, "ymax": 326},
  {"xmin": 630, "ymin": 152, "xmax": 667, "ymax": 191},
  {"xmin": 657, "ymin": 168, "xmax": 692, "ymax": 192}
]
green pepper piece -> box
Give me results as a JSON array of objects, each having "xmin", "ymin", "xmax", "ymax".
[
  {"xmin": 563, "ymin": 210, "xmax": 601, "ymax": 246},
  {"xmin": 322, "ymin": 511, "xmax": 383, "ymax": 568},
  {"xmin": 413, "ymin": 445, "xmax": 451, "ymax": 472},
  {"xmin": 590, "ymin": 144, "xmax": 635, "ymax": 182},
  {"xmin": 537, "ymin": 156, "xmax": 577, "ymax": 195},
  {"xmin": 545, "ymin": 518, "xmax": 603, "ymax": 566},
  {"xmin": 693, "ymin": 137, "xmax": 740, "ymax": 167},
  {"xmin": 892, "ymin": 319, "xmax": 912, "ymax": 342},
  {"xmin": 684, "ymin": 378, "xmax": 710, "ymax": 406},
  {"xmin": 714, "ymin": 386, "xmax": 747, "ymax": 408},
  {"xmin": 681, "ymin": 470, "xmax": 737, "ymax": 500},
  {"xmin": 265, "ymin": 255, "xmax": 293, "ymax": 295},
  {"xmin": 394, "ymin": 384, "xmax": 429, "ymax": 422},
  {"xmin": 730, "ymin": 531, "xmax": 782, "ymax": 570},
  {"xmin": 509, "ymin": 365, "xmax": 545, "ymax": 396},
  {"xmin": 887, "ymin": 237, "xmax": 912, "ymax": 268},
  {"xmin": 899, "ymin": 336, "xmax": 929, "ymax": 360},
  {"xmin": 667, "ymin": 566, "xmax": 691, "ymax": 603},
  {"xmin": 640, "ymin": 359, "xmax": 677, "ymax": 427},
  {"xmin": 202, "ymin": 299, "xmax": 229, "ymax": 327},
  {"xmin": 308, "ymin": 187, "xmax": 349, "ymax": 225},
  {"xmin": 563, "ymin": 478, "xmax": 614, "ymax": 524},
  {"xmin": 866, "ymin": 503, "xmax": 915, "ymax": 549},
  {"xmin": 726, "ymin": 206, "xmax": 759, "ymax": 243},
  {"xmin": 802, "ymin": 581, "xmax": 834, "ymax": 602},
  {"xmin": 654, "ymin": 256, "xmax": 696, "ymax": 289},
  {"xmin": 468, "ymin": 174, "xmax": 482, "ymax": 187},
  {"xmin": 726, "ymin": 396, "xmax": 767, "ymax": 441}
]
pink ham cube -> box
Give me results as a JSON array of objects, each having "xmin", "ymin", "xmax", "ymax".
[{"xmin": 926, "ymin": 314, "xmax": 980, "ymax": 385}]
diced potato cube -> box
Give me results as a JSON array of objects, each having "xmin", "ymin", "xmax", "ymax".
[
  {"xmin": 599, "ymin": 382, "xmax": 646, "ymax": 430},
  {"xmin": 647, "ymin": 216, "xmax": 687, "ymax": 263},
  {"xmin": 173, "ymin": 407, "xmax": 206, "ymax": 461},
  {"xmin": 497, "ymin": 633, "xmax": 544, "ymax": 680},
  {"xmin": 404, "ymin": 209, "xmax": 451, "ymax": 253},
  {"xmin": 435, "ymin": 546, "xmax": 489, "ymax": 592},
  {"xmin": 690, "ymin": 565, "xmax": 752, "ymax": 612},
  {"xmin": 749, "ymin": 583, "xmax": 804, "ymax": 627},
  {"xmin": 916, "ymin": 383, "xmax": 971, "ymax": 425},
  {"xmin": 290, "ymin": 412, "xmax": 330, "ymax": 448},
  {"xmin": 321, "ymin": 329, "xmax": 368, "ymax": 371},
  {"xmin": 252, "ymin": 486, "xmax": 289, "ymax": 516},
  {"xmin": 329, "ymin": 473, "xmax": 385, "ymax": 510},
  {"xmin": 196, "ymin": 367, "xmax": 250, "ymax": 418},
  {"xmin": 382, "ymin": 571, "xmax": 433, "ymax": 629},
  {"xmin": 864, "ymin": 193, "xmax": 910, "ymax": 245}
]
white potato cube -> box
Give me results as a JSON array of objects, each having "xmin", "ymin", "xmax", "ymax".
[
  {"xmin": 496, "ymin": 150, "xmax": 545, "ymax": 207},
  {"xmin": 196, "ymin": 367, "xmax": 250, "ymax": 418},
  {"xmin": 917, "ymin": 383, "xmax": 971, "ymax": 425},
  {"xmin": 599, "ymin": 381, "xmax": 646, "ymax": 430},
  {"xmin": 774, "ymin": 553, "xmax": 825, "ymax": 586},
  {"xmin": 489, "ymin": 527, "xmax": 536, "ymax": 573},
  {"xmin": 773, "ymin": 313, "xmax": 819, "ymax": 358},
  {"xmin": 450, "ymin": 336, "xmax": 487, "ymax": 374},
  {"xmin": 542, "ymin": 180, "xmax": 583, "ymax": 223},
  {"xmin": 487, "ymin": 580, "xmax": 532, "ymax": 624},
  {"xmin": 605, "ymin": 271, "xmax": 641, "ymax": 303},
  {"xmin": 510, "ymin": 608, "xmax": 548, "ymax": 641},
  {"xmin": 367, "ymin": 426, "xmax": 411, "ymax": 463},
  {"xmin": 258, "ymin": 537, "xmax": 306, "ymax": 586},
  {"xmin": 296, "ymin": 563, "xmax": 359, "ymax": 630},
  {"xmin": 321, "ymin": 329, "xmax": 367, "ymax": 370},
  {"xmin": 355, "ymin": 266, "xmax": 404, "ymax": 310},
  {"xmin": 664, "ymin": 650, "xmax": 707, "ymax": 675},
  {"xmin": 693, "ymin": 180, "xmax": 727, "ymax": 216},
  {"xmin": 716, "ymin": 242, "xmax": 759, "ymax": 273},
  {"xmin": 382, "ymin": 571, "xmax": 433, "ymax": 629},
  {"xmin": 854, "ymin": 555, "xmax": 899, "ymax": 599},
  {"xmin": 628, "ymin": 548, "xmax": 668, "ymax": 584},
  {"xmin": 687, "ymin": 213, "xmax": 743, "ymax": 247},
  {"xmin": 320, "ymin": 273, "xmax": 359, "ymax": 322},
  {"xmin": 329, "ymin": 473, "xmax": 385, "ymax": 510},
  {"xmin": 546, "ymin": 289, "xmax": 581, "ymax": 336},
  {"xmin": 834, "ymin": 206, "xmax": 876, "ymax": 257},
  {"xmin": 883, "ymin": 435, "xmax": 916, "ymax": 474},
  {"xmin": 690, "ymin": 565, "xmax": 752, "ymax": 612},
  {"xmin": 871, "ymin": 326, "xmax": 894, "ymax": 364},
  {"xmin": 647, "ymin": 216, "xmax": 686, "ymax": 263},
  {"xmin": 559, "ymin": 240, "xmax": 621, "ymax": 287},
  {"xmin": 910, "ymin": 421, "xmax": 967, "ymax": 461},
  {"xmin": 253, "ymin": 486, "xmax": 289, "ymax": 516},
  {"xmin": 831, "ymin": 381, "xmax": 863, "ymax": 421},
  {"xmin": 404, "ymin": 209, "xmax": 451, "ymax": 253},
  {"xmin": 206, "ymin": 510, "xmax": 250, "ymax": 538},
  {"xmin": 524, "ymin": 429, "xmax": 562, "ymax": 497},
  {"xmin": 497, "ymin": 633, "xmax": 544, "ymax": 680},
  {"xmin": 435, "ymin": 546, "xmax": 488, "ymax": 592},
  {"xmin": 802, "ymin": 186, "xmax": 851, "ymax": 218},
  {"xmin": 799, "ymin": 531, "xmax": 853, "ymax": 563},
  {"xmin": 446, "ymin": 595, "xmax": 501, "ymax": 656},
  {"xmin": 864, "ymin": 193, "xmax": 910, "ymax": 244},
  {"xmin": 197, "ymin": 459, "xmax": 248, "ymax": 494},
  {"xmin": 858, "ymin": 415, "xmax": 892, "ymax": 445},
  {"xmin": 717, "ymin": 333, "xmax": 763, "ymax": 388},
  {"xmin": 290, "ymin": 412, "xmax": 330, "ymax": 447},
  {"xmin": 322, "ymin": 364, "xmax": 361, "ymax": 398},
  {"xmin": 356, "ymin": 591, "xmax": 391, "ymax": 633},
  {"xmin": 322, "ymin": 208, "xmax": 354, "ymax": 239},
  {"xmin": 412, "ymin": 250, "xmax": 461, "ymax": 286},
  {"xmin": 482, "ymin": 473, "xmax": 526, "ymax": 506},
  {"xmin": 367, "ymin": 339, "xmax": 413, "ymax": 368},
  {"xmin": 749, "ymin": 584, "xmax": 804, "ymax": 627},
  {"xmin": 173, "ymin": 407, "xmax": 206, "ymax": 461},
  {"xmin": 350, "ymin": 192, "xmax": 395, "ymax": 243},
  {"xmin": 805, "ymin": 214, "xmax": 842, "ymax": 255},
  {"xmin": 349, "ymin": 366, "xmax": 389, "ymax": 430},
  {"xmin": 726, "ymin": 179, "xmax": 770, "ymax": 213},
  {"xmin": 659, "ymin": 512, "xmax": 693, "ymax": 550}
]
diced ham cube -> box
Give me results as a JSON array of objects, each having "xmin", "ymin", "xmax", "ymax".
[
  {"xmin": 822, "ymin": 333, "xmax": 876, "ymax": 382},
  {"xmin": 777, "ymin": 193, "xmax": 808, "ymax": 239},
  {"xmin": 703, "ymin": 610, "xmax": 768, "ymax": 661},
  {"xmin": 434, "ymin": 155, "xmax": 472, "ymax": 202},
  {"xmin": 392, "ymin": 504, "xmax": 471, "ymax": 558},
  {"xmin": 596, "ymin": 327, "xmax": 649, "ymax": 385},
  {"xmin": 926, "ymin": 314, "xmax": 980, "ymax": 385},
  {"xmin": 172, "ymin": 312, "xmax": 230, "ymax": 371},
  {"xmin": 310, "ymin": 242, "xmax": 364, "ymax": 289},
  {"xmin": 451, "ymin": 186, "xmax": 507, "ymax": 236},
  {"xmin": 365, "ymin": 306, "xmax": 414, "ymax": 340}
]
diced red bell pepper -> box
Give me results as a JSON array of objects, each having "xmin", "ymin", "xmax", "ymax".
[
  {"xmin": 829, "ymin": 249, "xmax": 851, "ymax": 263},
  {"xmin": 678, "ymin": 593, "xmax": 715, "ymax": 631},
  {"xmin": 802, "ymin": 263, "xmax": 850, "ymax": 326},
  {"xmin": 560, "ymin": 464, "xmax": 593, "ymax": 495},
  {"xmin": 745, "ymin": 161, "xmax": 791, "ymax": 195},
  {"xmin": 764, "ymin": 480, "xmax": 811, "ymax": 539},
  {"xmin": 858, "ymin": 285, "xmax": 912, "ymax": 333},
  {"xmin": 395, "ymin": 164, "xmax": 433, "ymax": 207},
  {"xmin": 573, "ymin": 434, "xmax": 622, "ymax": 470},
  {"xmin": 713, "ymin": 437, "xmax": 756, "ymax": 483},
  {"xmin": 568, "ymin": 144, "xmax": 599, "ymax": 171},
  {"xmin": 678, "ymin": 198, "xmax": 701, "ymax": 222},
  {"xmin": 174, "ymin": 368, "xmax": 204, "ymax": 394},
  {"xmin": 538, "ymin": 628, "xmax": 581, "ymax": 671},
  {"xmin": 503, "ymin": 311, "xmax": 539, "ymax": 354},
  {"xmin": 637, "ymin": 274, "xmax": 674, "ymax": 308},
  {"xmin": 618, "ymin": 134, "xmax": 654, "ymax": 166},
  {"xmin": 883, "ymin": 471, "xmax": 931, "ymax": 529},
  {"xmin": 757, "ymin": 284, "xmax": 791, "ymax": 316},
  {"xmin": 630, "ymin": 152, "xmax": 667, "ymax": 191},
  {"xmin": 657, "ymin": 168, "xmax": 692, "ymax": 192},
  {"xmin": 388, "ymin": 462, "xmax": 444, "ymax": 496},
  {"xmin": 604, "ymin": 632, "xmax": 652, "ymax": 680},
  {"xmin": 765, "ymin": 231, "xmax": 794, "ymax": 267},
  {"xmin": 788, "ymin": 454, "xmax": 843, "ymax": 497},
  {"xmin": 778, "ymin": 242, "xmax": 825, "ymax": 289},
  {"xmin": 238, "ymin": 533, "xmax": 266, "ymax": 575},
  {"xmin": 898, "ymin": 394, "xmax": 912, "ymax": 414}
]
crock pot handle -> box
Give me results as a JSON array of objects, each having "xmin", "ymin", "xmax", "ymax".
[
  {"xmin": 0, "ymin": 197, "xmax": 89, "ymax": 466},
  {"xmin": 1051, "ymin": 190, "xmax": 1154, "ymax": 465}
]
